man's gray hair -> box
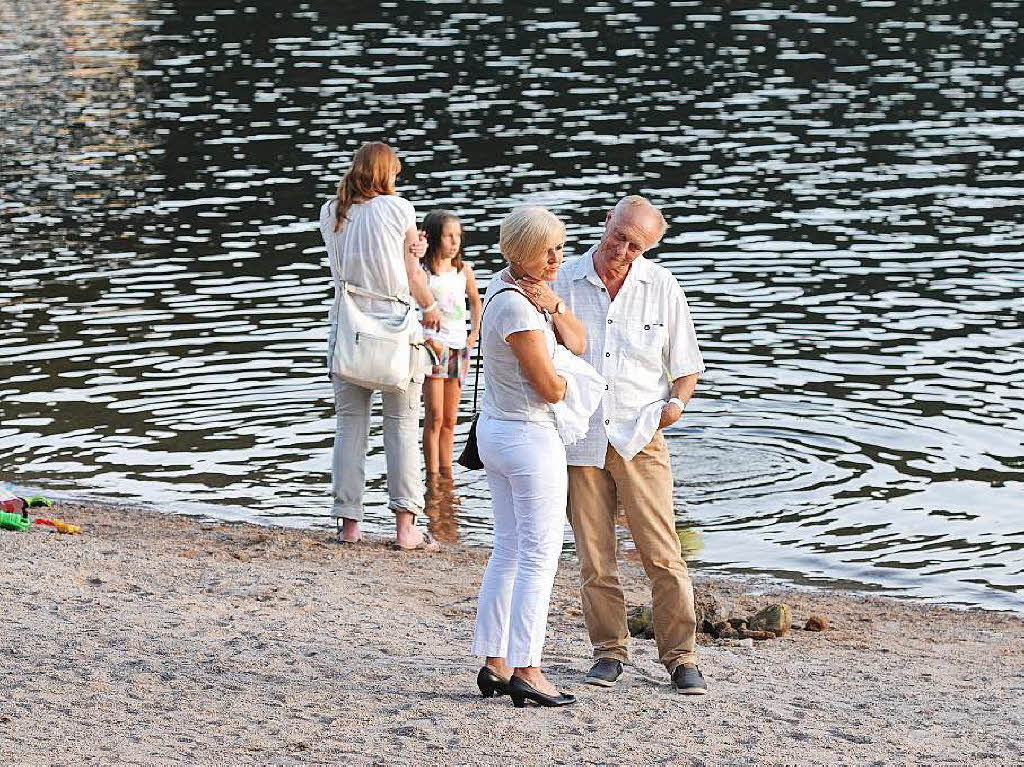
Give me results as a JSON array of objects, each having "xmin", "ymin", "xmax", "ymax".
[
  {"xmin": 613, "ymin": 195, "xmax": 668, "ymax": 239},
  {"xmin": 500, "ymin": 206, "xmax": 565, "ymax": 269}
]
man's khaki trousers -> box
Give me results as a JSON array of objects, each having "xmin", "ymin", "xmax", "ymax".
[{"xmin": 567, "ymin": 431, "xmax": 697, "ymax": 672}]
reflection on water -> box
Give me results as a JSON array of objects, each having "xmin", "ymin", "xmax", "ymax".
[
  {"xmin": 2, "ymin": 0, "xmax": 1022, "ymax": 610},
  {"xmin": 423, "ymin": 474, "xmax": 460, "ymax": 545}
]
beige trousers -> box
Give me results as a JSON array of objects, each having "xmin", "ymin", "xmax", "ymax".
[{"xmin": 567, "ymin": 431, "xmax": 697, "ymax": 672}]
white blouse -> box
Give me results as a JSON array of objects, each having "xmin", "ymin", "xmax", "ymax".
[
  {"xmin": 320, "ymin": 194, "xmax": 416, "ymax": 321},
  {"xmin": 479, "ymin": 273, "xmax": 556, "ymax": 423}
]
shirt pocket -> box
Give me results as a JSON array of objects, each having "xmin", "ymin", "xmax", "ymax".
[{"xmin": 618, "ymin": 322, "xmax": 666, "ymax": 378}]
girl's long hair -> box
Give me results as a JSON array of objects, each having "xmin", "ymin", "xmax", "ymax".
[
  {"xmin": 333, "ymin": 142, "xmax": 401, "ymax": 232},
  {"xmin": 422, "ymin": 209, "xmax": 464, "ymax": 274}
]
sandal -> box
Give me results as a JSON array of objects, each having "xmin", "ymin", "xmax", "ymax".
[
  {"xmin": 392, "ymin": 531, "xmax": 438, "ymax": 552},
  {"xmin": 335, "ymin": 519, "xmax": 362, "ymax": 545}
]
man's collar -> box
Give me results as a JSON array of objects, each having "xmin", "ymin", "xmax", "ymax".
[
  {"xmin": 575, "ymin": 244, "xmax": 653, "ymax": 285},
  {"xmin": 629, "ymin": 255, "xmax": 653, "ymax": 283},
  {"xmin": 574, "ymin": 246, "xmax": 602, "ymax": 287}
]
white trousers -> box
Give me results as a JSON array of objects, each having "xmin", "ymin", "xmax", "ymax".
[
  {"xmin": 331, "ymin": 375, "xmax": 424, "ymax": 521},
  {"xmin": 471, "ymin": 414, "xmax": 568, "ymax": 668}
]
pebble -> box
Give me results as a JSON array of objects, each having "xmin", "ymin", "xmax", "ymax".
[
  {"xmin": 737, "ymin": 629, "xmax": 776, "ymax": 641},
  {"xmin": 627, "ymin": 605, "xmax": 654, "ymax": 639},
  {"xmin": 748, "ymin": 603, "xmax": 792, "ymax": 636},
  {"xmin": 805, "ymin": 614, "xmax": 829, "ymax": 632}
]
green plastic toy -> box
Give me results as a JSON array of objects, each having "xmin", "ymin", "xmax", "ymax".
[{"xmin": 0, "ymin": 510, "xmax": 31, "ymax": 531}]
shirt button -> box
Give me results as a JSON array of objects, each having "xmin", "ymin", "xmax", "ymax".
[
  {"xmin": 604, "ymin": 419, "xmax": 610, "ymax": 425},
  {"xmin": 605, "ymin": 384, "xmax": 609, "ymax": 390},
  {"xmin": 607, "ymin": 319, "xmax": 612, "ymax": 324},
  {"xmin": 605, "ymin": 352, "xmax": 610, "ymax": 357}
]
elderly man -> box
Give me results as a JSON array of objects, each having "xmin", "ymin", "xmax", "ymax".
[{"xmin": 551, "ymin": 195, "xmax": 707, "ymax": 694}]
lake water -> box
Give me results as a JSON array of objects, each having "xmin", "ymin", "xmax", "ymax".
[{"xmin": 3, "ymin": 0, "xmax": 1022, "ymax": 610}]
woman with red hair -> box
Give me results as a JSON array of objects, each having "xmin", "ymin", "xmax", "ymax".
[{"xmin": 320, "ymin": 141, "xmax": 441, "ymax": 549}]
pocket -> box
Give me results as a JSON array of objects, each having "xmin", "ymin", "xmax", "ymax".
[
  {"xmin": 355, "ymin": 329, "xmax": 400, "ymax": 356},
  {"xmin": 629, "ymin": 322, "xmax": 665, "ymax": 349},
  {"xmin": 353, "ymin": 330, "xmax": 406, "ymax": 386},
  {"xmin": 619, "ymin": 323, "xmax": 665, "ymax": 377}
]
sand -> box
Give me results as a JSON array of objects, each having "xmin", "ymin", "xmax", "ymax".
[{"xmin": 2, "ymin": 502, "xmax": 1022, "ymax": 766}]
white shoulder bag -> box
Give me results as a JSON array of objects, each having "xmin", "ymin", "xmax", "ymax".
[{"xmin": 331, "ymin": 281, "xmax": 426, "ymax": 392}]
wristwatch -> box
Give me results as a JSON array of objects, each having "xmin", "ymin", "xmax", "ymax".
[
  {"xmin": 553, "ymin": 300, "xmax": 566, "ymax": 315},
  {"xmin": 667, "ymin": 397, "xmax": 686, "ymax": 413}
]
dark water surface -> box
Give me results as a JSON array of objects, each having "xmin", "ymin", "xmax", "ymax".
[{"xmin": 3, "ymin": 0, "xmax": 1023, "ymax": 610}]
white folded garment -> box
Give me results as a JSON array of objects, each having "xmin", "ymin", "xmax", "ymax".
[
  {"xmin": 550, "ymin": 345, "xmax": 606, "ymax": 446},
  {"xmin": 620, "ymin": 399, "xmax": 667, "ymax": 461}
]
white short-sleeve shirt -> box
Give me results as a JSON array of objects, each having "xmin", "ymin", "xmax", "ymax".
[
  {"xmin": 552, "ymin": 246, "xmax": 705, "ymax": 467},
  {"xmin": 320, "ymin": 195, "xmax": 416, "ymax": 320},
  {"xmin": 480, "ymin": 273, "xmax": 556, "ymax": 423}
]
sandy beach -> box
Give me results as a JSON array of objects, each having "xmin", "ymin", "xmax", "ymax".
[{"xmin": 2, "ymin": 503, "xmax": 1021, "ymax": 766}]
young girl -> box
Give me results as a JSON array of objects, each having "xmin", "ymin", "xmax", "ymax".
[{"xmin": 421, "ymin": 210, "xmax": 482, "ymax": 478}]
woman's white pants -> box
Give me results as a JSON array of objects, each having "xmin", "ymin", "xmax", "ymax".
[{"xmin": 471, "ymin": 414, "xmax": 567, "ymax": 668}]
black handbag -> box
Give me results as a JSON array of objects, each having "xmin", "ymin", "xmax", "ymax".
[
  {"xmin": 457, "ymin": 286, "xmax": 520, "ymax": 470},
  {"xmin": 457, "ymin": 414, "xmax": 483, "ymax": 470}
]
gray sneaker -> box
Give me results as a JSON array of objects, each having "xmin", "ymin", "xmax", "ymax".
[
  {"xmin": 584, "ymin": 658, "xmax": 624, "ymax": 687},
  {"xmin": 671, "ymin": 663, "xmax": 707, "ymax": 695}
]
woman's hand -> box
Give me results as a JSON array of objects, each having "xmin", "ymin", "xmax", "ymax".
[
  {"xmin": 408, "ymin": 230, "xmax": 427, "ymax": 259},
  {"xmin": 658, "ymin": 400, "xmax": 683, "ymax": 429},
  {"xmin": 422, "ymin": 304, "xmax": 442, "ymax": 331},
  {"xmin": 515, "ymin": 276, "xmax": 562, "ymax": 314},
  {"xmin": 466, "ymin": 330, "xmax": 479, "ymax": 352},
  {"xmin": 519, "ymin": 276, "xmax": 586, "ymax": 355}
]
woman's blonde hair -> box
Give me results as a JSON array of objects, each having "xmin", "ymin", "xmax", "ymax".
[
  {"xmin": 499, "ymin": 206, "xmax": 564, "ymax": 269},
  {"xmin": 333, "ymin": 142, "xmax": 401, "ymax": 232}
]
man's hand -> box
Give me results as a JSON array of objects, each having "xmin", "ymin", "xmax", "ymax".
[{"xmin": 658, "ymin": 400, "xmax": 683, "ymax": 429}]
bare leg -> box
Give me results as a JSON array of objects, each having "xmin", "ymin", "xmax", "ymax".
[
  {"xmin": 439, "ymin": 377, "xmax": 462, "ymax": 478},
  {"xmin": 512, "ymin": 666, "xmax": 558, "ymax": 696},
  {"xmin": 337, "ymin": 517, "xmax": 361, "ymax": 543},
  {"xmin": 486, "ymin": 656, "xmax": 512, "ymax": 680},
  {"xmin": 422, "ymin": 377, "xmax": 444, "ymax": 476},
  {"xmin": 395, "ymin": 509, "xmax": 425, "ymax": 549}
]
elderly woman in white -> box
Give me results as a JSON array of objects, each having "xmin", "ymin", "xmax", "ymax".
[{"xmin": 470, "ymin": 206, "xmax": 588, "ymax": 709}]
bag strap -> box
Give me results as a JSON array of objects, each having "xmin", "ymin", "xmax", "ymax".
[
  {"xmin": 341, "ymin": 280, "xmax": 412, "ymax": 308},
  {"xmin": 470, "ymin": 284, "xmax": 530, "ymax": 413}
]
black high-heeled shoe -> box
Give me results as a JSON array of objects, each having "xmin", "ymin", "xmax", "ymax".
[
  {"xmin": 507, "ymin": 675, "xmax": 576, "ymax": 708},
  {"xmin": 477, "ymin": 666, "xmax": 511, "ymax": 698}
]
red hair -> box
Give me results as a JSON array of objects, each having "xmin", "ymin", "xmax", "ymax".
[{"xmin": 333, "ymin": 142, "xmax": 401, "ymax": 232}]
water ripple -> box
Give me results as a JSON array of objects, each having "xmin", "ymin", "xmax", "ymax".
[{"xmin": 2, "ymin": 0, "xmax": 1022, "ymax": 610}]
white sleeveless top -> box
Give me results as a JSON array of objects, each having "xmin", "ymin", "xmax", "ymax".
[{"xmin": 424, "ymin": 268, "xmax": 468, "ymax": 349}]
